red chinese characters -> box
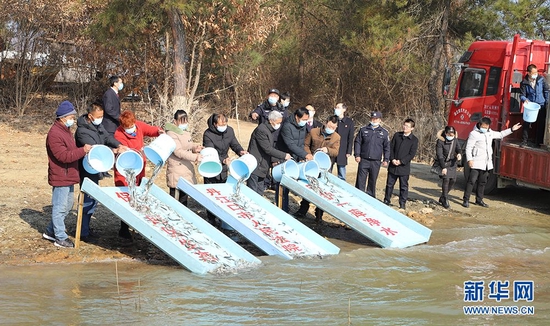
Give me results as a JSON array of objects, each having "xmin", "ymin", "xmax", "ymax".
[{"xmin": 115, "ymin": 191, "xmax": 131, "ymax": 203}]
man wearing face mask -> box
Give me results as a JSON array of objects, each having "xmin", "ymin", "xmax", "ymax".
[
  {"xmin": 354, "ymin": 111, "xmax": 390, "ymax": 198},
  {"xmin": 75, "ymin": 101, "xmax": 128, "ymax": 242},
  {"xmin": 247, "ymin": 110, "xmax": 291, "ymax": 195},
  {"xmin": 383, "ymin": 118, "xmax": 418, "ymax": 210},
  {"xmin": 102, "ymin": 75, "xmax": 124, "ymax": 135},
  {"xmin": 519, "ymin": 64, "xmax": 549, "ymax": 147},
  {"xmin": 250, "ymin": 88, "xmax": 285, "ymax": 125},
  {"xmin": 44, "ymin": 101, "xmax": 92, "ymax": 248},
  {"xmin": 294, "ymin": 115, "xmax": 341, "ymax": 220},
  {"xmin": 332, "ymin": 103, "xmax": 355, "ymax": 180},
  {"xmin": 280, "ymin": 92, "xmax": 291, "ymax": 114},
  {"xmin": 275, "ymin": 107, "xmax": 314, "ymax": 212},
  {"xmin": 462, "ymin": 117, "xmax": 521, "ymax": 208},
  {"xmin": 305, "ymin": 104, "xmax": 322, "ymax": 133}
]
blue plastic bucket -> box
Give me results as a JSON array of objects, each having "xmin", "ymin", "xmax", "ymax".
[
  {"xmin": 523, "ymin": 102, "xmax": 541, "ymax": 123},
  {"xmin": 229, "ymin": 154, "xmax": 258, "ymax": 181},
  {"xmin": 115, "ymin": 150, "xmax": 144, "ymax": 178},
  {"xmin": 83, "ymin": 145, "xmax": 115, "ymax": 174},
  {"xmin": 313, "ymin": 151, "xmax": 331, "ymax": 170},
  {"xmin": 298, "ymin": 160, "xmax": 320, "ymax": 181},
  {"xmin": 144, "ymin": 134, "xmax": 176, "ymax": 165},
  {"xmin": 272, "ymin": 160, "xmax": 299, "ymax": 182},
  {"xmin": 198, "ymin": 147, "xmax": 223, "ymax": 178}
]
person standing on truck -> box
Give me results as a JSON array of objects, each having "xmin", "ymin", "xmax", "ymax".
[
  {"xmin": 462, "ymin": 117, "xmax": 522, "ymax": 208},
  {"xmin": 520, "ymin": 64, "xmax": 548, "ymax": 148}
]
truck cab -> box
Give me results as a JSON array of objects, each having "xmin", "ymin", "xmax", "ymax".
[{"xmin": 448, "ymin": 35, "xmax": 550, "ymax": 193}]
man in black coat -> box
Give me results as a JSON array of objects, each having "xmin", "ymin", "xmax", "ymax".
[
  {"xmin": 383, "ymin": 118, "xmax": 418, "ymax": 210},
  {"xmin": 275, "ymin": 107, "xmax": 313, "ymax": 212},
  {"xmin": 102, "ymin": 75, "xmax": 123, "ymax": 135},
  {"xmin": 250, "ymin": 88, "xmax": 287, "ymax": 125},
  {"xmin": 354, "ymin": 111, "xmax": 390, "ymax": 198},
  {"xmin": 247, "ymin": 111, "xmax": 291, "ymax": 195},
  {"xmin": 305, "ymin": 104, "xmax": 322, "ymax": 133},
  {"xmin": 332, "ymin": 102, "xmax": 355, "ymax": 180}
]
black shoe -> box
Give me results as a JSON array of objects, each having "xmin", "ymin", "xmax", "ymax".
[
  {"xmin": 439, "ymin": 197, "xmax": 450, "ymax": 209},
  {"xmin": 520, "ymin": 141, "xmax": 528, "ymax": 148},
  {"xmin": 292, "ymin": 210, "xmax": 307, "ymax": 218},
  {"xmin": 462, "ymin": 199, "xmax": 469, "ymax": 208},
  {"xmin": 54, "ymin": 238, "xmax": 74, "ymax": 248},
  {"xmin": 475, "ymin": 200, "xmax": 489, "ymax": 208},
  {"xmin": 42, "ymin": 232, "xmax": 55, "ymax": 242},
  {"xmin": 383, "ymin": 200, "xmax": 391, "ymax": 206},
  {"xmin": 399, "ymin": 203, "xmax": 406, "ymax": 210}
]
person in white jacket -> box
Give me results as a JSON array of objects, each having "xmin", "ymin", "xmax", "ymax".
[{"xmin": 462, "ymin": 117, "xmax": 521, "ymax": 208}]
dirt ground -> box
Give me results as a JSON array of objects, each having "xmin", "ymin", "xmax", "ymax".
[{"xmin": 1, "ymin": 107, "xmax": 548, "ymax": 267}]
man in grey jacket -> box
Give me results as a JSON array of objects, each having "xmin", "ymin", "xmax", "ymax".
[{"xmin": 462, "ymin": 117, "xmax": 521, "ymax": 208}]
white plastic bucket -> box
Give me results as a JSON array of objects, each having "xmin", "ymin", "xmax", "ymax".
[
  {"xmin": 523, "ymin": 102, "xmax": 541, "ymax": 123},
  {"xmin": 83, "ymin": 145, "xmax": 115, "ymax": 174},
  {"xmin": 229, "ymin": 153, "xmax": 258, "ymax": 181},
  {"xmin": 115, "ymin": 150, "xmax": 144, "ymax": 177},
  {"xmin": 272, "ymin": 160, "xmax": 299, "ymax": 182},
  {"xmin": 144, "ymin": 134, "xmax": 176, "ymax": 165},
  {"xmin": 313, "ymin": 151, "xmax": 332, "ymax": 170},
  {"xmin": 298, "ymin": 160, "xmax": 320, "ymax": 181},
  {"xmin": 198, "ymin": 147, "xmax": 223, "ymax": 178}
]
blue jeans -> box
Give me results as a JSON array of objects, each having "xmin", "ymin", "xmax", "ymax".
[
  {"xmin": 81, "ymin": 193, "xmax": 97, "ymax": 237},
  {"xmin": 331, "ymin": 163, "xmax": 347, "ymax": 180},
  {"xmin": 46, "ymin": 185, "xmax": 74, "ymax": 240}
]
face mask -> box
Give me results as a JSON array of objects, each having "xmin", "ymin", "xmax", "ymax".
[
  {"xmin": 446, "ymin": 136, "xmax": 454, "ymax": 141},
  {"xmin": 308, "ymin": 111, "xmax": 315, "ymax": 119},
  {"xmin": 64, "ymin": 119, "xmax": 74, "ymax": 128},
  {"xmin": 531, "ymin": 74, "xmax": 538, "ymax": 80},
  {"xmin": 217, "ymin": 125, "xmax": 227, "ymax": 133},
  {"xmin": 273, "ymin": 123, "xmax": 281, "ymax": 130},
  {"xmin": 298, "ymin": 120, "xmax": 307, "ymax": 127},
  {"xmin": 479, "ymin": 127, "xmax": 488, "ymax": 133},
  {"xmin": 91, "ymin": 117, "xmax": 103, "ymax": 126},
  {"xmin": 371, "ymin": 122, "xmax": 379, "ymax": 127},
  {"xmin": 268, "ymin": 97, "xmax": 278, "ymax": 105},
  {"xmin": 125, "ymin": 126, "xmax": 136, "ymax": 134},
  {"xmin": 282, "ymin": 100, "xmax": 290, "ymax": 108},
  {"xmin": 324, "ymin": 127, "xmax": 335, "ymax": 135},
  {"xmin": 334, "ymin": 109, "xmax": 342, "ymax": 117},
  {"xmin": 178, "ymin": 124, "xmax": 188, "ymax": 131},
  {"xmin": 118, "ymin": 82, "xmax": 124, "ymax": 91}
]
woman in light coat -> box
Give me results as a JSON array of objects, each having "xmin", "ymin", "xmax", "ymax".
[
  {"xmin": 462, "ymin": 117, "xmax": 521, "ymax": 208},
  {"xmin": 166, "ymin": 110, "xmax": 203, "ymax": 206}
]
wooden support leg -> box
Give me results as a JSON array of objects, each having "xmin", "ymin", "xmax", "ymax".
[{"xmin": 75, "ymin": 191, "xmax": 84, "ymax": 249}]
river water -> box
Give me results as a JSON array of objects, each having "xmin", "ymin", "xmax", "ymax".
[{"xmin": 1, "ymin": 190, "xmax": 549, "ymax": 325}]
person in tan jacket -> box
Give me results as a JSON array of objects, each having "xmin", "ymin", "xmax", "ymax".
[
  {"xmin": 165, "ymin": 110, "xmax": 203, "ymax": 206},
  {"xmin": 293, "ymin": 115, "xmax": 341, "ymax": 221}
]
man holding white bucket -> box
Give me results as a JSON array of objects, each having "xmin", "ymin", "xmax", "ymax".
[
  {"xmin": 75, "ymin": 101, "xmax": 128, "ymax": 242},
  {"xmin": 44, "ymin": 101, "xmax": 92, "ymax": 248},
  {"xmin": 520, "ymin": 64, "xmax": 549, "ymax": 147},
  {"xmin": 247, "ymin": 110, "xmax": 291, "ymax": 195}
]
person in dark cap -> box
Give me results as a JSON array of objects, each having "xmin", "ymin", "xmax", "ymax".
[
  {"xmin": 250, "ymin": 88, "xmax": 287, "ymax": 125},
  {"xmin": 354, "ymin": 111, "xmax": 390, "ymax": 198},
  {"xmin": 43, "ymin": 101, "xmax": 92, "ymax": 248}
]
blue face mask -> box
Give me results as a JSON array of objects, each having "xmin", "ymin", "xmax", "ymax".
[
  {"xmin": 118, "ymin": 82, "xmax": 124, "ymax": 91},
  {"xmin": 64, "ymin": 119, "xmax": 74, "ymax": 128},
  {"xmin": 479, "ymin": 127, "xmax": 488, "ymax": 133},
  {"xmin": 268, "ymin": 97, "xmax": 278, "ymax": 105},
  {"xmin": 217, "ymin": 125, "xmax": 227, "ymax": 133},
  {"xmin": 324, "ymin": 127, "xmax": 335, "ymax": 135},
  {"xmin": 178, "ymin": 124, "xmax": 188, "ymax": 131},
  {"xmin": 298, "ymin": 120, "xmax": 307, "ymax": 127},
  {"xmin": 446, "ymin": 136, "xmax": 454, "ymax": 141}
]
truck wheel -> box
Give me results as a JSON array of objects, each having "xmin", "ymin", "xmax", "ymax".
[{"xmin": 463, "ymin": 164, "xmax": 498, "ymax": 195}]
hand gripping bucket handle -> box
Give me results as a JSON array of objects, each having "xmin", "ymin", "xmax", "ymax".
[
  {"xmin": 115, "ymin": 149, "xmax": 144, "ymax": 179},
  {"xmin": 144, "ymin": 134, "xmax": 177, "ymax": 165},
  {"xmin": 83, "ymin": 145, "xmax": 115, "ymax": 174},
  {"xmin": 272, "ymin": 160, "xmax": 299, "ymax": 182},
  {"xmin": 198, "ymin": 147, "xmax": 223, "ymax": 178},
  {"xmin": 229, "ymin": 153, "xmax": 258, "ymax": 181}
]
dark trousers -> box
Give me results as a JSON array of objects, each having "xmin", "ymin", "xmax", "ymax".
[
  {"xmin": 355, "ymin": 159, "xmax": 382, "ymax": 197},
  {"xmin": 523, "ymin": 106, "xmax": 547, "ymax": 146},
  {"xmin": 169, "ymin": 187, "xmax": 188, "ymax": 206},
  {"xmin": 247, "ymin": 174, "xmax": 265, "ymax": 196},
  {"xmin": 441, "ymin": 178, "xmax": 456, "ymax": 199},
  {"xmin": 463, "ymin": 168, "xmax": 489, "ymax": 202},
  {"xmin": 296, "ymin": 199, "xmax": 324, "ymax": 219},
  {"xmin": 274, "ymin": 183, "xmax": 290, "ymax": 212},
  {"xmin": 204, "ymin": 173, "xmax": 227, "ymax": 224},
  {"xmin": 383, "ymin": 172, "xmax": 409, "ymax": 205}
]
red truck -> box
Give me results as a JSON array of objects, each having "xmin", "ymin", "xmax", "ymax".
[{"xmin": 446, "ymin": 34, "xmax": 550, "ymax": 193}]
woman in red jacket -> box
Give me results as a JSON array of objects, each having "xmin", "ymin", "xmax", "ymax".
[{"xmin": 114, "ymin": 110, "xmax": 164, "ymax": 239}]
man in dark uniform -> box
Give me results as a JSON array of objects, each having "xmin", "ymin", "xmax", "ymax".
[
  {"xmin": 332, "ymin": 102, "xmax": 354, "ymax": 180},
  {"xmin": 354, "ymin": 111, "xmax": 390, "ymax": 198},
  {"xmin": 250, "ymin": 88, "xmax": 287, "ymax": 125},
  {"xmin": 383, "ymin": 118, "xmax": 418, "ymax": 210}
]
